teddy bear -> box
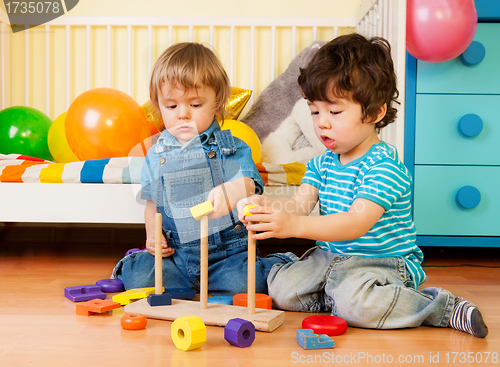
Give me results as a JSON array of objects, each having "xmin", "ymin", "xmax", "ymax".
[{"xmin": 241, "ymin": 40, "xmax": 326, "ymax": 164}]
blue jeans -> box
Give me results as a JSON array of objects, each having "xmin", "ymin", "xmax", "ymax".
[
  {"xmin": 113, "ymin": 237, "xmax": 297, "ymax": 295},
  {"xmin": 268, "ymin": 247, "xmax": 455, "ymax": 329}
]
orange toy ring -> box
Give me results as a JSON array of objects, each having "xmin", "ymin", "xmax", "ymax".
[{"xmin": 121, "ymin": 314, "xmax": 147, "ymax": 330}]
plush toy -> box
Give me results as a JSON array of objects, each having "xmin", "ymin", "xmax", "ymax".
[{"xmin": 241, "ymin": 40, "xmax": 326, "ymax": 164}]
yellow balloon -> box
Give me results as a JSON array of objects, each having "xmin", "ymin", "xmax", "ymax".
[
  {"xmin": 47, "ymin": 112, "xmax": 79, "ymax": 163},
  {"xmin": 220, "ymin": 119, "xmax": 261, "ymax": 164},
  {"xmin": 143, "ymin": 87, "xmax": 253, "ymax": 132}
]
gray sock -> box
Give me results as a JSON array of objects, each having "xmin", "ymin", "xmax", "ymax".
[{"xmin": 448, "ymin": 297, "xmax": 488, "ymax": 338}]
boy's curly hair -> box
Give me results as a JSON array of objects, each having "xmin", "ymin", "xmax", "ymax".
[{"xmin": 298, "ymin": 33, "xmax": 399, "ymax": 132}]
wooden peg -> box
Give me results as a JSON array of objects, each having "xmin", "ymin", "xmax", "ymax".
[
  {"xmin": 155, "ymin": 212, "xmax": 163, "ymax": 295},
  {"xmin": 244, "ymin": 205, "xmax": 257, "ymax": 315},
  {"xmin": 200, "ymin": 215, "xmax": 208, "ymax": 309},
  {"xmin": 190, "ymin": 201, "xmax": 213, "ymax": 310}
]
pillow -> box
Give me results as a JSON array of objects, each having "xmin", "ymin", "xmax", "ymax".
[{"xmin": 241, "ymin": 41, "xmax": 326, "ymax": 164}]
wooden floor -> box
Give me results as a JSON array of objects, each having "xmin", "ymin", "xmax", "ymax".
[{"xmin": 0, "ymin": 245, "xmax": 499, "ymax": 367}]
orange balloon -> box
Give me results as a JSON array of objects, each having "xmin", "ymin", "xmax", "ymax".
[{"xmin": 66, "ymin": 88, "xmax": 159, "ymax": 160}]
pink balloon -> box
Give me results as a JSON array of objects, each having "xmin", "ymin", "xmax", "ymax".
[{"xmin": 406, "ymin": 0, "xmax": 477, "ymax": 63}]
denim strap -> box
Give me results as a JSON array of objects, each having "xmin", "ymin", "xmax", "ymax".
[
  {"xmin": 213, "ymin": 129, "xmax": 237, "ymax": 156},
  {"xmin": 206, "ymin": 144, "xmax": 238, "ymax": 226}
]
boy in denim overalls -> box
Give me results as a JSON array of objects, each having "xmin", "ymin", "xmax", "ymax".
[{"xmin": 113, "ymin": 43, "xmax": 295, "ymax": 294}]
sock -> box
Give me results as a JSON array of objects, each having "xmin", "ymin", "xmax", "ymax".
[{"xmin": 448, "ymin": 297, "xmax": 488, "ymax": 338}]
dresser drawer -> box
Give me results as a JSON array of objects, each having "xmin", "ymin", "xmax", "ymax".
[
  {"xmin": 417, "ymin": 23, "xmax": 500, "ymax": 94},
  {"xmin": 413, "ymin": 165, "xmax": 500, "ymax": 236},
  {"xmin": 415, "ymin": 94, "xmax": 500, "ymax": 165}
]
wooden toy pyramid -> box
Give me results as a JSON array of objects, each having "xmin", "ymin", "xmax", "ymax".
[{"xmin": 124, "ymin": 203, "xmax": 285, "ymax": 332}]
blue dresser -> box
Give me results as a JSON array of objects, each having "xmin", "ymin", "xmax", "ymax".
[{"xmin": 404, "ymin": 2, "xmax": 500, "ymax": 247}]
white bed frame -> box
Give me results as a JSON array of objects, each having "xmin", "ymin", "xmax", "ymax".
[{"xmin": 0, "ymin": 2, "xmax": 405, "ymax": 224}]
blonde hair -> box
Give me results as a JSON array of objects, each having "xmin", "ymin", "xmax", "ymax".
[{"xmin": 149, "ymin": 42, "xmax": 230, "ymax": 120}]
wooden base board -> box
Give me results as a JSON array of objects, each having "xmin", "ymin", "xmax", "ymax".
[{"xmin": 124, "ymin": 298, "xmax": 285, "ymax": 332}]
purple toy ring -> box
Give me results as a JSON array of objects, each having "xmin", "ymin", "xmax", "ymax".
[{"xmin": 96, "ymin": 278, "xmax": 125, "ymax": 293}]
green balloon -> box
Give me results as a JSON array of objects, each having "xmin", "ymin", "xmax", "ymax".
[{"xmin": 0, "ymin": 106, "xmax": 54, "ymax": 161}]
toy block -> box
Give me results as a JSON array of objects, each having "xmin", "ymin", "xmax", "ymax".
[
  {"xmin": 165, "ymin": 287, "xmax": 196, "ymax": 300},
  {"xmin": 112, "ymin": 287, "xmax": 163, "ymax": 306},
  {"xmin": 243, "ymin": 204, "xmax": 257, "ymax": 217},
  {"xmin": 224, "ymin": 318, "xmax": 255, "ymax": 348},
  {"xmin": 76, "ymin": 299, "xmax": 121, "ymax": 316},
  {"xmin": 65, "ymin": 285, "xmax": 106, "ymax": 302},
  {"xmin": 296, "ymin": 329, "xmax": 335, "ymax": 350},
  {"xmin": 233, "ymin": 293, "xmax": 272, "ymax": 309},
  {"xmin": 121, "ymin": 314, "xmax": 147, "ymax": 330},
  {"xmin": 147, "ymin": 293, "xmax": 172, "ymax": 306},
  {"xmin": 171, "ymin": 315, "xmax": 207, "ymax": 351},
  {"xmin": 95, "ymin": 279, "xmax": 125, "ymax": 293},
  {"xmin": 190, "ymin": 201, "xmax": 214, "ymax": 220},
  {"xmin": 302, "ymin": 315, "xmax": 348, "ymax": 336},
  {"xmin": 207, "ymin": 296, "xmax": 233, "ymax": 305}
]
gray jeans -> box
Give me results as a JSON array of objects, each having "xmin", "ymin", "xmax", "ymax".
[{"xmin": 268, "ymin": 247, "xmax": 454, "ymax": 329}]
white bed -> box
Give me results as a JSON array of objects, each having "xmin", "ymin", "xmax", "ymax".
[{"xmin": 0, "ymin": 1, "xmax": 406, "ymax": 224}]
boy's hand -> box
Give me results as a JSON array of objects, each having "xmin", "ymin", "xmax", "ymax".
[
  {"xmin": 237, "ymin": 195, "xmax": 263, "ymax": 224},
  {"xmin": 244, "ymin": 204, "xmax": 299, "ymax": 240},
  {"xmin": 206, "ymin": 184, "xmax": 232, "ymax": 219},
  {"xmin": 146, "ymin": 233, "xmax": 175, "ymax": 258}
]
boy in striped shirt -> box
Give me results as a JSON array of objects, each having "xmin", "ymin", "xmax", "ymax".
[{"xmin": 237, "ymin": 33, "xmax": 487, "ymax": 338}]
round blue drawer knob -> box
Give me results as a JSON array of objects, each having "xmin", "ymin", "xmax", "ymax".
[
  {"xmin": 460, "ymin": 41, "xmax": 486, "ymax": 66},
  {"xmin": 458, "ymin": 114, "xmax": 483, "ymax": 137},
  {"xmin": 456, "ymin": 186, "xmax": 481, "ymax": 209}
]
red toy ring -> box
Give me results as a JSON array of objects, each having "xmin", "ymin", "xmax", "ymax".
[
  {"xmin": 121, "ymin": 314, "xmax": 147, "ymax": 330},
  {"xmin": 302, "ymin": 315, "xmax": 347, "ymax": 336}
]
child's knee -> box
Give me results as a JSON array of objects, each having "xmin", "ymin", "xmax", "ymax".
[{"xmin": 268, "ymin": 262, "xmax": 323, "ymax": 312}]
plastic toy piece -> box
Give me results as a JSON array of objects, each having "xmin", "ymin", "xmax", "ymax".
[
  {"xmin": 302, "ymin": 315, "xmax": 348, "ymax": 336},
  {"xmin": 96, "ymin": 279, "xmax": 125, "ymax": 293},
  {"xmin": 112, "ymin": 287, "xmax": 163, "ymax": 306},
  {"xmin": 165, "ymin": 287, "xmax": 196, "ymax": 300},
  {"xmin": 76, "ymin": 299, "xmax": 121, "ymax": 316},
  {"xmin": 233, "ymin": 293, "xmax": 272, "ymax": 309},
  {"xmin": 121, "ymin": 313, "xmax": 147, "ymax": 330},
  {"xmin": 190, "ymin": 201, "xmax": 214, "ymax": 220},
  {"xmin": 243, "ymin": 204, "xmax": 257, "ymax": 217},
  {"xmin": 171, "ymin": 315, "xmax": 207, "ymax": 351},
  {"xmin": 296, "ymin": 329, "xmax": 335, "ymax": 350},
  {"xmin": 224, "ymin": 318, "xmax": 256, "ymax": 348},
  {"xmin": 65, "ymin": 285, "xmax": 106, "ymax": 302},
  {"xmin": 147, "ymin": 293, "xmax": 172, "ymax": 306},
  {"xmin": 207, "ymin": 296, "xmax": 233, "ymax": 305}
]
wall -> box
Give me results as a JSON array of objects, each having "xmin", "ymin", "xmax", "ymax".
[
  {"xmin": 1, "ymin": 1, "xmax": 360, "ymax": 120},
  {"xmin": 64, "ymin": 0, "xmax": 361, "ymax": 18}
]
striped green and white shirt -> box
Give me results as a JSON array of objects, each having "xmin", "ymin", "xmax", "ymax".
[{"xmin": 301, "ymin": 141, "xmax": 426, "ymax": 288}]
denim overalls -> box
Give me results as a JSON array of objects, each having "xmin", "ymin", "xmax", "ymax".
[{"xmin": 113, "ymin": 122, "xmax": 296, "ymax": 294}]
